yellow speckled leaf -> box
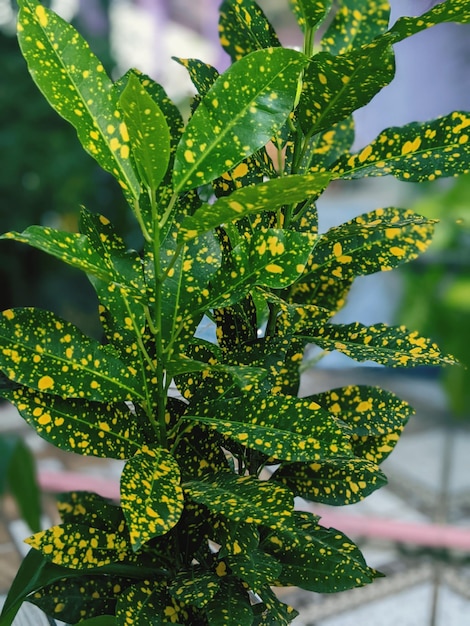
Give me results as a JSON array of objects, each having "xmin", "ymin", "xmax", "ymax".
[
  {"xmin": 120, "ymin": 447, "xmax": 184, "ymax": 551},
  {"xmin": 17, "ymin": 0, "xmax": 140, "ymax": 201}
]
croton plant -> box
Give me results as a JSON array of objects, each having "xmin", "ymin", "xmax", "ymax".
[{"xmin": 0, "ymin": 0, "xmax": 468, "ymax": 624}]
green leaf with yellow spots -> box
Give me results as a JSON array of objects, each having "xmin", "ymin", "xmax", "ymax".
[
  {"xmin": 116, "ymin": 580, "xmax": 189, "ymax": 625},
  {"xmin": 57, "ymin": 491, "xmax": 126, "ymax": 531},
  {"xmin": 298, "ymin": 39, "xmax": 394, "ymax": 137},
  {"xmin": 218, "ymin": 0, "xmax": 281, "ymax": 62},
  {"xmin": 184, "ymin": 473, "xmax": 294, "ymax": 531},
  {"xmin": 387, "ymin": 0, "xmax": 470, "ymax": 44},
  {"xmin": 173, "ymin": 423, "xmax": 229, "ymax": 480},
  {"xmin": 203, "ymin": 577, "xmax": 253, "ymax": 626},
  {"xmin": 321, "ymin": 0, "xmax": 391, "ymax": 55},
  {"xmin": 272, "ymin": 457, "xmax": 387, "ymax": 505},
  {"xmin": 178, "ymin": 173, "xmax": 331, "ymax": 241},
  {"xmin": 289, "ymin": 0, "xmax": 333, "ymax": 32},
  {"xmin": 305, "ymin": 322, "xmax": 458, "ymax": 367},
  {"xmin": 183, "ymin": 392, "xmax": 351, "ymax": 462},
  {"xmin": 299, "ymin": 208, "xmax": 435, "ymax": 285},
  {"xmin": 173, "ymin": 58, "xmax": 219, "ymax": 98},
  {"xmin": 331, "ymin": 112, "xmax": 470, "ymax": 182},
  {"xmin": 173, "ymin": 48, "xmax": 309, "ymax": 192},
  {"xmin": 1, "ymin": 385, "xmax": 146, "ymax": 459},
  {"xmin": 29, "ymin": 574, "xmax": 127, "ymax": 625},
  {"xmin": 119, "ymin": 72, "xmax": 171, "ymax": 192},
  {"xmin": 253, "ymin": 584, "xmax": 298, "ymax": 624},
  {"xmin": 286, "ymin": 269, "xmax": 353, "ymax": 317},
  {"xmin": 25, "ymin": 523, "xmax": 132, "ymax": 570},
  {"xmin": 120, "ymin": 447, "xmax": 184, "ymax": 551},
  {"xmin": 309, "ymin": 116, "xmax": 355, "ymax": 173},
  {"xmin": 17, "ymin": 0, "xmax": 140, "ymax": 202},
  {"xmin": 0, "ymin": 308, "xmax": 145, "ymax": 403},
  {"xmin": 309, "ymin": 385, "xmax": 414, "ymax": 437},
  {"xmin": 226, "ymin": 550, "xmax": 282, "ymax": 594},
  {"xmin": 169, "ymin": 568, "xmax": 220, "ymax": 609},
  {"xmin": 352, "ymin": 429, "xmax": 404, "ymax": 465},
  {"xmin": 262, "ymin": 511, "xmax": 380, "ymax": 592},
  {"xmin": 212, "ymin": 516, "xmax": 260, "ymax": 558}
]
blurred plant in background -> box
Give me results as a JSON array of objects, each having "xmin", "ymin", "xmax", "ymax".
[{"xmin": 398, "ymin": 176, "xmax": 470, "ymax": 418}]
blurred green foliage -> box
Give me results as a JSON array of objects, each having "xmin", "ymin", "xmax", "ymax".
[{"xmin": 399, "ymin": 175, "xmax": 470, "ymax": 418}]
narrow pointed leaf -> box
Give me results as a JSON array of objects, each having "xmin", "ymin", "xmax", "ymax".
[
  {"xmin": 0, "ymin": 308, "xmax": 145, "ymax": 402},
  {"xmin": 173, "ymin": 48, "xmax": 308, "ymax": 192},
  {"xmin": 179, "ymin": 173, "xmax": 331, "ymax": 241},
  {"xmin": 321, "ymin": 0, "xmax": 391, "ymax": 55},
  {"xmin": 4, "ymin": 437, "xmax": 41, "ymax": 532},
  {"xmin": 388, "ymin": 0, "xmax": 470, "ymax": 44},
  {"xmin": 219, "ymin": 0, "xmax": 281, "ymax": 61},
  {"xmin": 17, "ymin": 0, "xmax": 139, "ymax": 201},
  {"xmin": 121, "ymin": 447, "xmax": 184, "ymax": 551},
  {"xmin": 2, "ymin": 385, "xmax": 146, "ymax": 459},
  {"xmin": 331, "ymin": 112, "xmax": 470, "ymax": 182},
  {"xmin": 184, "ymin": 473, "xmax": 294, "ymax": 531},
  {"xmin": 119, "ymin": 72, "xmax": 171, "ymax": 191},
  {"xmin": 305, "ymin": 322, "xmax": 458, "ymax": 367},
  {"xmin": 173, "ymin": 57, "xmax": 219, "ymax": 97}
]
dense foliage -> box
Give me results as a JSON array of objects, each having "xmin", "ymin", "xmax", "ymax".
[{"xmin": 0, "ymin": 0, "xmax": 468, "ymax": 624}]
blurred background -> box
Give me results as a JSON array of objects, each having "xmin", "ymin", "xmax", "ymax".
[{"xmin": 0, "ymin": 0, "xmax": 469, "ymax": 624}]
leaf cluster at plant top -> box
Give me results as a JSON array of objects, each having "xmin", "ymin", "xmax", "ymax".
[{"xmin": 0, "ymin": 0, "xmax": 468, "ymax": 624}]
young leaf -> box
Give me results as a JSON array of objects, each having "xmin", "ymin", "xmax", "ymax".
[
  {"xmin": 120, "ymin": 447, "xmax": 184, "ymax": 551},
  {"xmin": 17, "ymin": 0, "xmax": 140, "ymax": 201},
  {"xmin": 0, "ymin": 308, "xmax": 146, "ymax": 403},
  {"xmin": 178, "ymin": 173, "xmax": 331, "ymax": 241},
  {"xmin": 119, "ymin": 72, "xmax": 171, "ymax": 192},
  {"xmin": 219, "ymin": 0, "xmax": 281, "ymax": 61},
  {"xmin": 289, "ymin": 0, "xmax": 333, "ymax": 32},
  {"xmin": 184, "ymin": 473, "xmax": 294, "ymax": 531},
  {"xmin": 305, "ymin": 322, "xmax": 458, "ymax": 367},
  {"xmin": 173, "ymin": 48, "xmax": 309, "ymax": 192},
  {"xmin": 262, "ymin": 511, "xmax": 379, "ymax": 592},
  {"xmin": 321, "ymin": 0, "xmax": 391, "ymax": 55},
  {"xmin": 1, "ymin": 385, "xmax": 147, "ymax": 459},
  {"xmin": 331, "ymin": 112, "xmax": 470, "ymax": 182},
  {"xmin": 272, "ymin": 457, "xmax": 387, "ymax": 505}
]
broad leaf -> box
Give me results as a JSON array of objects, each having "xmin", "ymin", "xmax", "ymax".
[
  {"xmin": 309, "ymin": 116, "xmax": 355, "ymax": 173},
  {"xmin": 173, "ymin": 48, "xmax": 308, "ymax": 191},
  {"xmin": 184, "ymin": 392, "xmax": 351, "ymax": 462},
  {"xmin": 17, "ymin": 0, "xmax": 139, "ymax": 201},
  {"xmin": 262, "ymin": 511, "xmax": 380, "ymax": 592},
  {"xmin": 203, "ymin": 577, "xmax": 253, "ymax": 626},
  {"xmin": 226, "ymin": 549, "xmax": 282, "ymax": 593},
  {"xmin": 0, "ymin": 308, "xmax": 145, "ymax": 402},
  {"xmin": 120, "ymin": 447, "xmax": 184, "ymax": 551},
  {"xmin": 116, "ymin": 580, "xmax": 188, "ymax": 626},
  {"xmin": 184, "ymin": 473, "xmax": 294, "ymax": 531},
  {"xmin": 331, "ymin": 112, "xmax": 470, "ymax": 182},
  {"xmin": 2, "ymin": 386, "xmax": 146, "ymax": 459},
  {"xmin": 254, "ymin": 585, "xmax": 298, "ymax": 624},
  {"xmin": 219, "ymin": 0, "xmax": 281, "ymax": 61},
  {"xmin": 169, "ymin": 568, "xmax": 220, "ymax": 609},
  {"xmin": 119, "ymin": 72, "xmax": 171, "ymax": 192},
  {"xmin": 272, "ymin": 457, "xmax": 387, "ymax": 505},
  {"xmin": 305, "ymin": 322, "xmax": 458, "ymax": 367},
  {"xmin": 178, "ymin": 173, "xmax": 331, "ymax": 241}
]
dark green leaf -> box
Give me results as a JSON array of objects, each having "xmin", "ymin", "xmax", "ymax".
[
  {"xmin": 254, "ymin": 584, "xmax": 298, "ymax": 625},
  {"xmin": 57, "ymin": 492, "xmax": 126, "ymax": 532},
  {"xmin": 203, "ymin": 577, "xmax": 253, "ymax": 626},
  {"xmin": 227, "ymin": 549, "xmax": 281, "ymax": 593},
  {"xmin": 219, "ymin": 0, "xmax": 281, "ymax": 61},
  {"xmin": 184, "ymin": 472, "xmax": 294, "ymax": 531},
  {"xmin": 169, "ymin": 568, "xmax": 220, "ymax": 609},
  {"xmin": 173, "ymin": 57, "xmax": 219, "ymax": 97},
  {"xmin": 2, "ymin": 386, "xmax": 146, "ymax": 459},
  {"xmin": 262, "ymin": 511, "xmax": 379, "ymax": 592},
  {"xmin": 17, "ymin": 0, "xmax": 139, "ymax": 201},
  {"xmin": 309, "ymin": 116, "xmax": 355, "ymax": 173},
  {"xmin": 179, "ymin": 173, "xmax": 331, "ymax": 241},
  {"xmin": 305, "ymin": 321, "xmax": 458, "ymax": 367},
  {"xmin": 116, "ymin": 580, "xmax": 188, "ymax": 625},
  {"xmin": 120, "ymin": 447, "xmax": 184, "ymax": 551},
  {"xmin": 76, "ymin": 617, "xmax": 117, "ymax": 626},
  {"xmin": 173, "ymin": 48, "xmax": 308, "ymax": 191},
  {"xmin": 388, "ymin": 0, "xmax": 470, "ymax": 44},
  {"xmin": 0, "ymin": 308, "xmax": 145, "ymax": 402},
  {"xmin": 331, "ymin": 112, "xmax": 470, "ymax": 182},
  {"xmin": 272, "ymin": 457, "xmax": 387, "ymax": 505},
  {"xmin": 119, "ymin": 72, "xmax": 171, "ymax": 191}
]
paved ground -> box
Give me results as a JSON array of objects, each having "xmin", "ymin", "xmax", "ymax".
[{"xmin": 1, "ymin": 367, "xmax": 470, "ymax": 625}]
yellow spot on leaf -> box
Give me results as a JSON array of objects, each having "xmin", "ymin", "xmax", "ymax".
[
  {"xmin": 35, "ymin": 5, "xmax": 48, "ymax": 27},
  {"xmin": 38, "ymin": 375, "xmax": 54, "ymax": 391}
]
